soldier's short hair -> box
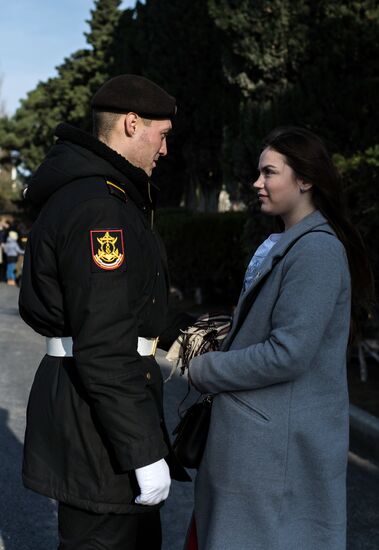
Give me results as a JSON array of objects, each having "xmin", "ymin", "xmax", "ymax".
[{"xmin": 92, "ymin": 111, "xmax": 122, "ymax": 139}]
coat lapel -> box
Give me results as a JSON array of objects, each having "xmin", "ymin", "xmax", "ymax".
[
  {"xmin": 222, "ymin": 211, "xmax": 333, "ymax": 350},
  {"xmin": 222, "ymin": 253, "xmax": 279, "ymax": 350}
]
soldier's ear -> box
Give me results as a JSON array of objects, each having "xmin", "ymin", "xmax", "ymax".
[{"xmin": 124, "ymin": 113, "xmax": 139, "ymax": 137}]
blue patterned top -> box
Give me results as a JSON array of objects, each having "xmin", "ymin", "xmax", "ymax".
[{"xmin": 243, "ymin": 233, "xmax": 282, "ymax": 292}]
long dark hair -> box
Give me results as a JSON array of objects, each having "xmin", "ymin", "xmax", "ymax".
[{"xmin": 262, "ymin": 126, "xmax": 375, "ymax": 340}]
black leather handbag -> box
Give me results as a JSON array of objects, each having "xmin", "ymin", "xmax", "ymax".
[
  {"xmin": 170, "ymin": 313, "xmax": 232, "ymax": 469},
  {"xmin": 172, "ymin": 394, "xmax": 213, "ymax": 469}
]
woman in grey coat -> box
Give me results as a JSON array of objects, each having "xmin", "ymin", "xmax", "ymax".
[{"xmin": 186, "ymin": 127, "xmax": 374, "ymax": 550}]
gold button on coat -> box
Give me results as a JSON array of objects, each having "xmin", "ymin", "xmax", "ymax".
[{"xmin": 146, "ymin": 372, "xmax": 151, "ymax": 380}]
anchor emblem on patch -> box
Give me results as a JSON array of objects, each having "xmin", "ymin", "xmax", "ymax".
[{"xmin": 90, "ymin": 229, "xmax": 125, "ymax": 270}]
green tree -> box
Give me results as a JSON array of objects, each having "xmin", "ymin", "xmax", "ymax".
[
  {"xmin": 3, "ymin": 0, "xmax": 378, "ymax": 223},
  {"xmin": 208, "ymin": 0, "xmax": 378, "ymax": 255},
  {"xmin": 335, "ymin": 145, "xmax": 379, "ymax": 291},
  {"xmin": 265, "ymin": 1, "xmax": 379, "ymax": 154},
  {"xmin": 208, "ymin": 0, "xmax": 378, "ymax": 199},
  {"xmin": 208, "ymin": 0, "xmax": 309, "ymax": 194},
  {"xmin": 83, "ymin": 0, "xmax": 123, "ymax": 100},
  {"xmin": 0, "ymin": 76, "xmax": 23, "ymax": 211},
  {"xmin": 115, "ymin": 0, "xmax": 226, "ymax": 210}
]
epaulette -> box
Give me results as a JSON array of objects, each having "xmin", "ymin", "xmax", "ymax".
[{"xmin": 106, "ymin": 180, "xmax": 127, "ymax": 203}]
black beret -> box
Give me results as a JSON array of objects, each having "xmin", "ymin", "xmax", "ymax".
[{"xmin": 91, "ymin": 74, "xmax": 176, "ymax": 119}]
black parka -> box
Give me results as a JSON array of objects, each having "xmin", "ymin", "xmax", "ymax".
[{"xmin": 19, "ymin": 123, "xmax": 188, "ymax": 514}]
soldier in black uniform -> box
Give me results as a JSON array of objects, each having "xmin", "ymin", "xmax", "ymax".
[{"xmin": 19, "ymin": 75, "xmax": 189, "ymax": 550}]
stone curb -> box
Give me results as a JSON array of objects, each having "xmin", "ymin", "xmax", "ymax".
[{"xmin": 350, "ymin": 404, "xmax": 379, "ymax": 462}]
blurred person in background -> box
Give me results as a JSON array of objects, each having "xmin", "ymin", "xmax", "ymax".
[
  {"xmin": 0, "ymin": 218, "xmax": 10, "ymax": 282},
  {"xmin": 2, "ymin": 229, "xmax": 24, "ymax": 286}
]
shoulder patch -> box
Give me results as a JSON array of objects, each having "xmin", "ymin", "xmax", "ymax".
[{"xmin": 90, "ymin": 229, "xmax": 126, "ymax": 271}]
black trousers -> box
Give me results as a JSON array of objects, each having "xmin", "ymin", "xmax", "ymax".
[{"xmin": 58, "ymin": 502, "xmax": 162, "ymax": 550}]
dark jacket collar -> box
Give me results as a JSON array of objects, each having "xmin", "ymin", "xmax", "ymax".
[
  {"xmin": 25, "ymin": 123, "xmax": 156, "ymax": 210},
  {"xmin": 55, "ymin": 123, "xmax": 150, "ymax": 188},
  {"xmin": 55, "ymin": 123, "xmax": 155, "ymax": 209}
]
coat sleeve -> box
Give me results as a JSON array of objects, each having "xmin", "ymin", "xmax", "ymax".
[
  {"xmin": 58, "ymin": 196, "xmax": 168, "ymax": 471},
  {"xmin": 189, "ymin": 234, "xmax": 350, "ymax": 394}
]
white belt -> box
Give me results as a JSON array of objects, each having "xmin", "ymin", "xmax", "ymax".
[{"xmin": 46, "ymin": 336, "xmax": 159, "ymax": 357}]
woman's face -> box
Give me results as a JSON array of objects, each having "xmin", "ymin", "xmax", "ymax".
[{"xmin": 253, "ymin": 147, "xmax": 314, "ymax": 230}]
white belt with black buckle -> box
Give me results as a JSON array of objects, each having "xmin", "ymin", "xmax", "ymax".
[{"xmin": 46, "ymin": 336, "xmax": 159, "ymax": 357}]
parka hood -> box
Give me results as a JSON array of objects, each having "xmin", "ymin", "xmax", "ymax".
[{"xmin": 25, "ymin": 123, "xmax": 152, "ymax": 208}]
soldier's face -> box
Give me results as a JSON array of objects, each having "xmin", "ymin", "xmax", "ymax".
[{"xmin": 132, "ymin": 118, "xmax": 172, "ymax": 176}]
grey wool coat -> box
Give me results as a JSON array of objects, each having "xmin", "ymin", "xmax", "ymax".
[{"xmin": 189, "ymin": 211, "xmax": 351, "ymax": 550}]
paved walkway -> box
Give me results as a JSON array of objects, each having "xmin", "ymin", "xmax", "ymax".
[{"xmin": 0, "ymin": 283, "xmax": 378, "ymax": 549}]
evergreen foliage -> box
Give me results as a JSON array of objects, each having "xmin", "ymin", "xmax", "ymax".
[
  {"xmin": 116, "ymin": 0, "xmax": 226, "ymax": 211},
  {"xmin": 156, "ymin": 209, "xmax": 248, "ymax": 304}
]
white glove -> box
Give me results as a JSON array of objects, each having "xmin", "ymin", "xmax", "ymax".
[{"xmin": 135, "ymin": 458, "xmax": 171, "ymax": 505}]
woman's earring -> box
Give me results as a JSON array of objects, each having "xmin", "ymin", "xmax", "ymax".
[{"xmin": 300, "ymin": 187, "xmax": 306, "ymax": 194}]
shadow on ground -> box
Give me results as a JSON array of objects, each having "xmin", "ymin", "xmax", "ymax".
[{"xmin": 0, "ymin": 408, "xmax": 57, "ymax": 550}]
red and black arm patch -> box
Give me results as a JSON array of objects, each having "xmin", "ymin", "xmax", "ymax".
[{"xmin": 90, "ymin": 229, "xmax": 126, "ymax": 272}]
